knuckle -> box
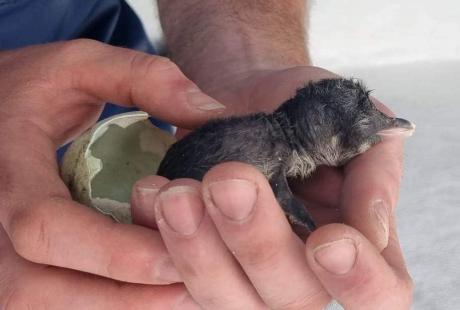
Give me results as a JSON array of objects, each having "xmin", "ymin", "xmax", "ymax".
[
  {"xmin": 100, "ymin": 223, "xmax": 150, "ymax": 281},
  {"xmin": 127, "ymin": 54, "xmax": 185, "ymax": 104},
  {"xmin": 276, "ymin": 290, "xmax": 330, "ymax": 310},
  {"xmin": 8, "ymin": 204, "xmax": 52, "ymax": 262},
  {"xmin": 46, "ymin": 39, "xmax": 102, "ymax": 84},
  {"xmin": 147, "ymin": 55, "xmax": 178, "ymax": 72},
  {"xmin": 129, "ymin": 54, "xmax": 180, "ymax": 79},
  {"xmin": 56, "ymin": 38, "xmax": 100, "ymax": 56},
  {"xmin": 237, "ymin": 235, "xmax": 285, "ymax": 269},
  {"xmin": 338, "ymin": 269, "xmax": 376, "ymax": 298}
]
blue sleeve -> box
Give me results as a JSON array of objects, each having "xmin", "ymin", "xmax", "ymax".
[{"xmin": 0, "ymin": 0, "xmax": 173, "ymax": 159}]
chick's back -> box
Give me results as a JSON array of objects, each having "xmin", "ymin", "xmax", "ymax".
[{"xmin": 157, "ymin": 113, "xmax": 289, "ymax": 181}]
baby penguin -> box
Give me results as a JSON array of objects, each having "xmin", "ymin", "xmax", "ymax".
[{"xmin": 157, "ymin": 78, "xmax": 414, "ymax": 233}]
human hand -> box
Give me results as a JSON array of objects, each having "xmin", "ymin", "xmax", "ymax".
[
  {"xmin": 157, "ymin": 2, "xmax": 411, "ymax": 307},
  {"xmin": 197, "ymin": 65, "xmax": 406, "ymax": 251},
  {"xmin": 0, "ymin": 39, "xmax": 225, "ymax": 308},
  {"xmin": 132, "ymin": 162, "xmax": 412, "ymax": 309}
]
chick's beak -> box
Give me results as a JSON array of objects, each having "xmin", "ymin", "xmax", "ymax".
[{"xmin": 377, "ymin": 117, "xmax": 416, "ymax": 138}]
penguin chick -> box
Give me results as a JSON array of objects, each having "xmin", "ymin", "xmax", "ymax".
[{"xmin": 157, "ymin": 78, "xmax": 415, "ymax": 233}]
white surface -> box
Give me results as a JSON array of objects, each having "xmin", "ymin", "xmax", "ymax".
[
  {"xmin": 310, "ymin": 2, "xmax": 460, "ymax": 309},
  {"xmin": 127, "ymin": 1, "xmax": 460, "ymax": 309},
  {"xmin": 331, "ymin": 62, "xmax": 460, "ymax": 310},
  {"xmin": 309, "ymin": 0, "xmax": 460, "ymax": 68}
]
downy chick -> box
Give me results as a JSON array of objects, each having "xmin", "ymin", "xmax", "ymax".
[{"xmin": 157, "ymin": 78, "xmax": 415, "ymax": 233}]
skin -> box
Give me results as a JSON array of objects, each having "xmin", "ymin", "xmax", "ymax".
[
  {"xmin": 132, "ymin": 163, "xmax": 413, "ymax": 309},
  {"xmin": 0, "ymin": 1, "xmax": 412, "ymax": 309},
  {"xmin": 149, "ymin": 0, "xmax": 411, "ymax": 308},
  {"xmin": 0, "ymin": 40, "xmax": 222, "ymax": 308}
]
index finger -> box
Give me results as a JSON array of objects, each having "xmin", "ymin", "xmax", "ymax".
[
  {"xmin": 2, "ymin": 40, "xmax": 225, "ymax": 145},
  {"xmin": 0, "ymin": 224, "xmax": 190, "ymax": 310},
  {"xmin": 64, "ymin": 40, "xmax": 225, "ymax": 126}
]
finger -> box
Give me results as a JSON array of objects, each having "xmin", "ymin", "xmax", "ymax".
[
  {"xmin": 305, "ymin": 223, "xmax": 413, "ymax": 310},
  {"xmin": 154, "ymin": 179, "xmax": 265, "ymax": 309},
  {"xmin": 131, "ymin": 175, "xmax": 170, "ymax": 229},
  {"xmin": 5, "ymin": 40, "xmax": 225, "ymax": 144},
  {"xmin": 0, "ymin": 225, "xmax": 195, "ymax": 310},
  {"xmin": 5, "ymin": 197, "xmax": 181, "ymax": 285},
  {"xmin": 341, "ymin": 132, "xmax": 404, "ymax": 251},
  {"xmin": 63, "ymin": 40, "xmax": 225, "ymax": 126},
  {"xmin": 202, "ymin": 162, "xmax": 330, "ymax": 309},
  {"xmin": 75, "ymin": 42, "xmax": 224, "ymax": 118},
  {"xmin": 0, "ymin": 125, "xmax": 179, "ymax": 285}
]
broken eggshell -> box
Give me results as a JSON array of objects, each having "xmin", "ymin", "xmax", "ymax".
[{"xmin": 60, "ymin": 111, "xmax": 176, "ymax": 224}]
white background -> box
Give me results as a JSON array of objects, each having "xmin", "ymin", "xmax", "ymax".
[{"xmin": 127, "ymin": 1, "xmax": 460, "ymax": 309}]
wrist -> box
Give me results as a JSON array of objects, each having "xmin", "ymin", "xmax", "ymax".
[
  {"xmin": 159, "ymin": 0, "xmax": 310, "ymax": 93},
  {"xmin": 177, "ymin": 39, "xmax": 310, "ymax": 93}
]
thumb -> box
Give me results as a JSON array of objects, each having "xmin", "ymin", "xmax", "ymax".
[{"xmin": 305, "ymin": 224, "xmax": 413, "ymax": 310}]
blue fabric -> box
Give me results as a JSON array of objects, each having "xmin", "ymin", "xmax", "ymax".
[
  {"xmin": 0, "ymin": 0, "xmax": 173, "ymax": 158},
  {"xmin": 0, "ymin": 0, "xmax": 154, "ymax": 52}
]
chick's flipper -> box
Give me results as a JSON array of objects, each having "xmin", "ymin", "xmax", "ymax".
[{"xmin": 269, "ymin": 171, "xmax": 316, "ymax": 238}]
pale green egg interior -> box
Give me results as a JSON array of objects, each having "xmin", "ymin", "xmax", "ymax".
[{"xmin": 89, "ymin": 122, "xmax": 161, "ymax": 203}]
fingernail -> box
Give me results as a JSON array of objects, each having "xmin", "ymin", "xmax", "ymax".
[
  {"xmin": 157, "ymin": 186, "xmax": 204, "ymax": 235},
  {"xmin": 154, "ymin": 257, "xmax": 182, "ymax": 284},
  {"xmin": 208, "ymin": 179, "xmax": 257, "ymax": 221},
  {"xmin": 134, "ymin": 186, "xmax": 159, "ymax": 210},
  {"xmin": 187, "ymin": 87, "xmax": 226, "ymax": 111},
  {"xmin": 314, "ymin": 238, "xmax": 357, "ymax": 275},
  {"xmin": 373, "ymin": 200, "xmax": 390, "ymax": 248},
  {"xmin": 174, "ymin": 294, "xmax": 201, "ymax": 310}
]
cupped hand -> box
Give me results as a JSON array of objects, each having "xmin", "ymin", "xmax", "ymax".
[
  {"xmin": 132, "ymin": 162, "xmax": 413, "ymax": 309},
  {"xmin": 154, "ymin": 65, "xmax": 411, "ymax": 308},
  {"xmin": 197, "ymin": 65, "xmax": 406, "ymax": 251},
  {"xmin": 0, "ymin": 39, "xmax": 225, "ymax": 307}
]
